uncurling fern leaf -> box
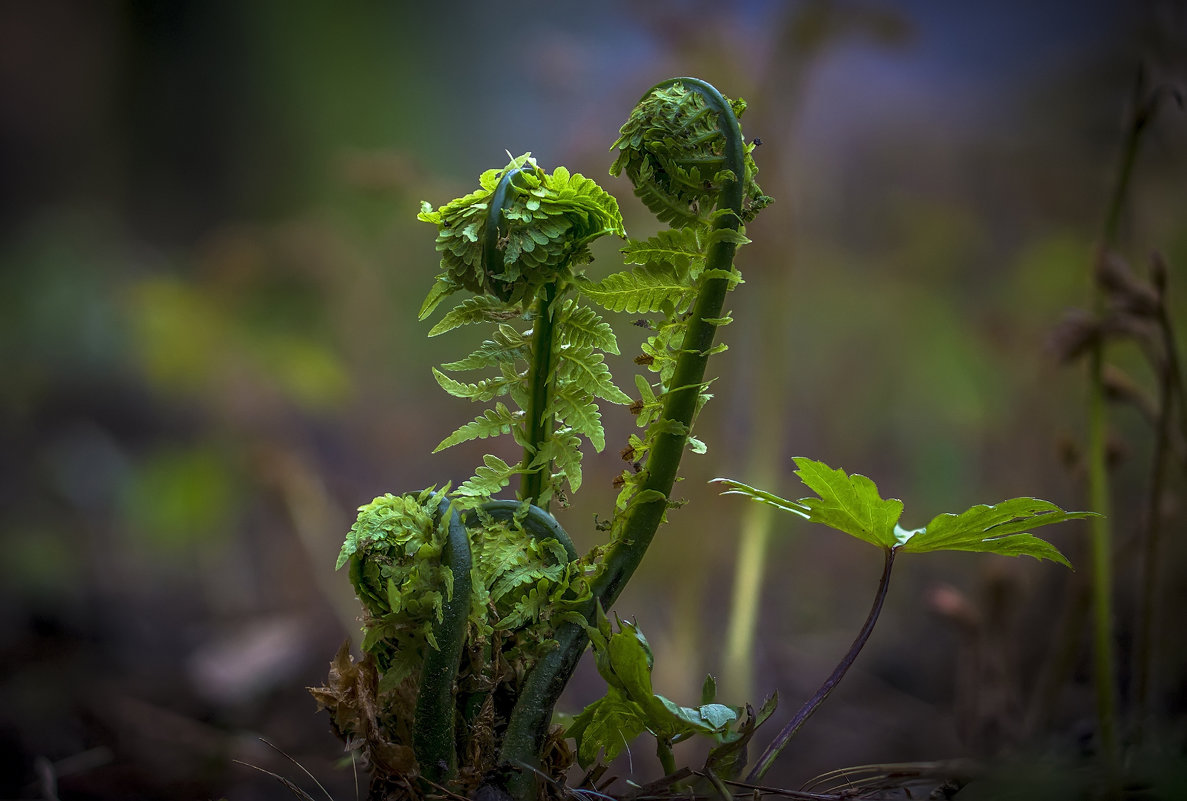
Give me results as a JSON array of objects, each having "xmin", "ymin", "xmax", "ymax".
[
  {"xmin": 456, "ymin": 454, "xmax": 518, "ymax": 498},
  {"xmin": 418, "ymin": 153, "xmax": 625, "ymax": 308},
  {"xmin": 429, "ymin": 295, "xmax": 519, "ymax": 337},
  {"xmin": 579, "ymin": 264, "xmax": 694, "ymax": 315},
  {"xmin": 557, "ymin": 344, "xmax": 632, "ymax": 405},
  {"xmin": 610, "ymin": 82, "xmax": 771, "ymax": 229},
  {"xmin": 557, "ymin": 300, "xmax": 619, "ymax": 355},
  {"xmin": 432, "ymin": 367, "xmax": 517, "ymax": 402},
  {"xmin": 434, "ymin": 403, "xmax": 521, "ymax": 453},
  {"xmin": 621, "ymin": 227, "xmax": 704, "ymax": 276}
]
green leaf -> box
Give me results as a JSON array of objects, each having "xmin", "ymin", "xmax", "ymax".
[
  {"xmin": 899, "ymin": 497, "xmax": 1092, "ymax": 566},
  {"xmin": 439, "ymin": 324, "xmax": 528, "ymax": 372},
  {"xmin": 575, "ymin": 691, "xmax": 648, "ymax": 768},
  {"xmin": 697, "ymin": 703, "xmax": 738, "ymax": 730},
  {"xmin": 620, "ymin": 228, "xmax": 704, "ymax": 273},
  {"xmin": 578, "ymin": 264, "xmax": 693, "ymax": 315},
  {"xmin": 713, "ymin": 478, "xmax": 805, "ymax": 514},
  {"xmin": 558, "ymin": 344, "xmax": 632, "ymax": 405},
  {"xmin": 419, "ymin": 276, "xmax": 456, "ymax": 320},
  {"xmin": 549, "ymin": 431, "xmax": 585, "ymax": 492},
  {"xmin": 553, "ymin": 384, "xmax": 605, "ymax": 452},
  {"xmin": 605, "ymin": 618, "xmax": 655, "ymax": 701},
  {"xmin": 704, "ymin": 227, "xmax": 752, "ymax": 248},
  {"xmin": 431, "ymin": 367, "xmax": 515, "ymax": 402},
  {"xmin": 428, "ymin": 295, "xmax": 518, "ymax": 337},
  {"xmin": 701, "ymin": 674, "xmax": 717, "ymax": 705},
  {"xmin": 557, "ymin": 300, "xmax": 619, "ymax": 354},
  {"xmin": 433, "ymin": 403, "xmax": 518, "ymax": 452},
  {"xmin": 455, "ymin": 454, "xmax": 518, "ymax": 498},
  {"xmin": 789, "ymin": 457, "xmax": 904, "ymax": 548},
  {"xmin": 716, "ymin": 458, "xmax": 1089, "ymax": 566}
]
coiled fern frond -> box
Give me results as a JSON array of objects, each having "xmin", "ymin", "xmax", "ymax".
[
  {"xmin": 610, "ymin": 82, "xmax": 771, "ymax": 228},
  {"xmin": 418, "ymin": 153, "xmax": 625, "ymax": 312}
]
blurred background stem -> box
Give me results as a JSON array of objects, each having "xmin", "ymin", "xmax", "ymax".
[{"xmin": 1085, "ymin": 64, "xmax": 1152, "ymax": 780}]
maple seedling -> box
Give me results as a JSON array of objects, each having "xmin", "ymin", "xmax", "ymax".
[{"xmin": 714, "ymin": 457, "xmax": 1095, "ymax": 782}]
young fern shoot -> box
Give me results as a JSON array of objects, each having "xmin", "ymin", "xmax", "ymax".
[
  {"xmin": 495, "ymin": 77, "xmax": 771, "ymax": 798},
  {"xmin": 418, "ymin": 153, "xmax": 628, "ymax": 508},
  {"xmin": 314, "ymin": 78, "xmax": 772, "ymax": 801}
]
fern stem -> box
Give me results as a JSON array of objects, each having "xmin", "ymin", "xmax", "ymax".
[
  {"xmin": 413, "ymin": 498, "xmax": 473, "ymax": 783},
  {"xmin": 484, "ymin": 165, "xmax": 528, "ymax": 300},
  {"xmin": 746, "ymin": 546, "xmax": 897, "ymax": 784},
  {"xmin": 520, "ymin": 283, "xmax": 559, "ymax": 508},
  {"xmin": 592, "ymin": 76, "xmax": 745, "ymax": 607},
  {"xmin": 496, "ymin": 76, "xmax": 747, "ymax": 799}
]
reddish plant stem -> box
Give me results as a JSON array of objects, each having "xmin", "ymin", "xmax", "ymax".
[{"xmin": 747, "ymin": 546, "xmax": 898, "ymax": 783}]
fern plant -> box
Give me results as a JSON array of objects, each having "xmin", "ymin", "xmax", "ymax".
[
  {"xmin": 418, "ymin": 152, "xmax": 629, "ymax": 507},
  {"xmin": 310, "ymin": 76, "xmax": 1087, "ymax": 801},
  {"xmin": 311, "ymin": 77, "xmax": 769, "ymax": 801}
]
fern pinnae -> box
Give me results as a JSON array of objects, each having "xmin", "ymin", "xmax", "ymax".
[
  {"xmin": 455, "ymin": 454, "xmax": 519, "ymax": 498},
  {"xmin": 428, "ymin": 294, "xmax": 519, "ymax": 337},
  {"xmin": 579, "ymin": 264, "xmax": 694, "ymax": 315},
  {"xmin": 557, "ymin": 344, "xmax": 632, "ymax": 405},
  {"xmin": 551, "ymin": 383, "xmax": 606, "ymax": 452},
  {"xmin": 620, "ymin": 228, "xmax": 704, "ymax": 273},
  {"xmin": 431, "ymin": 367, "xmax": 516, "ymax": 403},
  {"xmin": 433, "ymin": 403, "xmax": 520, "ymax": 453},
  {"xmin": 438, "ymin": 324, "xmax": 529, "ymax": 372},
  {"xmin": 556, "ymin": 300, "xmax": 619, "ymax": 354}
]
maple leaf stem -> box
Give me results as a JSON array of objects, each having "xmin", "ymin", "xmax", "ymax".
[{"xmin": 746, "ymin": 546, "xmax": 897, "ymax": 784}]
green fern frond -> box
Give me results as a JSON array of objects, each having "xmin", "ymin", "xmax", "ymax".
[
  {"xmin": 557, "ymin": 344, "xmax": 632, "ymax": 405},
  {"xmin": 439, "ymin": 325, "xmax": 529, "ymax": 371},
  {"xmin": 621, "ymin": 228, "xmax": 705, "ymax": 276},
  {"xmin": 433, "ymin": 403, "xmax": 521, "ymax": 453},
  {"xmin": 557, "ymin": 300, "xmax": 619, "ymax": 355},
  {"xmin": 432, "ymin": 366, "xmax": 518, "ymax": 402},
  {"xmin": 429, "ymin": 295, "xmax": 520, "ymax": 337},
  {"xmin": 456, "ymin": 454, "xmax": 518, "ymax": 498},
  {"xmin": 579, "ymin": 264, "xmax": 695, "ymax": 315}
]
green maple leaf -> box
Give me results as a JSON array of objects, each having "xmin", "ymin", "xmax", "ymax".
[{"xmin": 714, "ymin": 457, "xmax": 1095, "ymax": 566}]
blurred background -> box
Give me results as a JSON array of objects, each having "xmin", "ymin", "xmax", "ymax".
[{"xmin": 2, "ymin": 1, "xmax": 1185, "ymax": 798}]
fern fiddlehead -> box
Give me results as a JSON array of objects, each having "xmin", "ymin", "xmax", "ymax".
[
  {"xmin": 318, "ymin": 155, "xmax": 623, "ymax": 794},
  {"xmin": 333, "ymin": 489, "xmax": 581, "ymax": 791},
  {"xmin": 495, "ymin": 77, "xmax": 770, "ymax": 798},
  {"xmin": 420, "ymin": 154, "xmax": 627, "ymax": 506}
]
